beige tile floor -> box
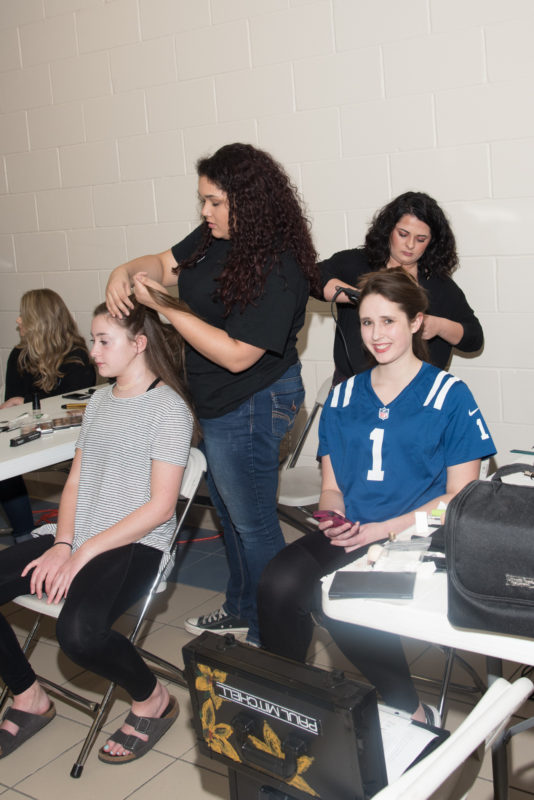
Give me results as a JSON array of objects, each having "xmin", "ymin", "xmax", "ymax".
[{"xmin": 1, "ymin": 520, "xmax": 534, "ymax": 799}]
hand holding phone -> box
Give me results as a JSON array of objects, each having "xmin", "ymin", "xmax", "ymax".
[{"xmin": 313, "ymin": 510, "xmax": 352, "ymax": 528}]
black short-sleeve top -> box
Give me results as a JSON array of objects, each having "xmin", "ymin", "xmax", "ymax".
[
  {"xmin": 319, "ymin": 248, "xmax": 484, "ymax": 379},
  {"xmin": 172, "ymin": 226, "xmax": 309, "ymax": 419},
  {"xmin": 4, "ymin": 347, "xmax": 96, "ymax": 404}
]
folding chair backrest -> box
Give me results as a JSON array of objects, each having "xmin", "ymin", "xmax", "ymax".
[
  {"xmin": 285, "ymin": 376, "xmax": 332, "ymax": 469},
  {"xmin": 371, "ymin": 677, "xmax": 533, "ymax": 800},
  {"xmin": 155, "ymin": 446, "xmax": 207, "ymax": 584},
  {"xmin": 178, "ymin": 447, "xmax": 207, "ymax": 501}
]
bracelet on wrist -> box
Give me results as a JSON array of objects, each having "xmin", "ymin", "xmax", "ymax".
[{"xmin": 53, "ymin": 541, "xmax": 73, "ymax": 550}]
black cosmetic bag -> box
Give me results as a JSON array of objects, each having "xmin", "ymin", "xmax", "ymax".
[{"xmin": 446, "ymin": 464, "xmax": 534, "ymax": 637}]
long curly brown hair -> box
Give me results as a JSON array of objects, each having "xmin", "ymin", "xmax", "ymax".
[
  {"xmin": 16, "ymin": 288, "xmax": 89, "ymax": 393},
  {"xmin": 364, "ymin": 192, "xmax": 458, "ymax": 279},
  {"xmin": 178, "ymin": 143, "xmax": 320, "ymax": 314}
]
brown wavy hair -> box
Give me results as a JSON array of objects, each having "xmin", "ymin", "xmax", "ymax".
[
  {"xmin": 93, "ymin": 292, "xmax": 199, "ymax": 438},
  {"xmin": 16, "ymin": 289, "xmax": 89, "ymax": 393},
  {"xmin": 357, "ymin": 268, "xmax": 430, "ymax": 363},
  {"xmin": 178, "ymin": 143, "xmax": 320, "ymax": 314}
]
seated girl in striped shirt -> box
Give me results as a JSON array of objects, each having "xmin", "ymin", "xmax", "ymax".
[{"xmin": 0, "ymin": 296, "xmax": 195, "ymax": 764}]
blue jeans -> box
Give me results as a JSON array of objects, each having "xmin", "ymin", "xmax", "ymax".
[{"xmin": 200, "ymin": 362, "xmax": 305, "ymax": 645}]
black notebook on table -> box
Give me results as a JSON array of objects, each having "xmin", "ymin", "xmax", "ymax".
[{"xmin": 328, "ymin": 570, "xmax": 416, "ymax": 600}]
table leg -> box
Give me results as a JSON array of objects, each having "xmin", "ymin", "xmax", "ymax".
[{"xmin": 487, "ymin": 656, "xmax": 509, "ymax": 800}]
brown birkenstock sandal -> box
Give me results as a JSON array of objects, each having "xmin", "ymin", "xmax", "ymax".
[
  {"xmin": 0, "ymin": 703, "xmax": 56, "ymax": 758},
  {"xmin": 98, "ymin": 695, "xmax": 179, "ymax": 764}
]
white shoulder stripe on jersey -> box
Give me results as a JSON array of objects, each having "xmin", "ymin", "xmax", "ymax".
[
  {"xmin": 423, "ymin": 370, "xmax": 449, "ymax": 407},
  {"xmin": 330, "ymin": 375, "xmax": 356, "ymax": 408},
  {"xmin": 434, "ymin": 376, "xmax": 459, "ymax": 410},
  {"xmin": 343, "ymin": 375, "xmax": 355, "ymax": 407},
  {"xmin": 331, "ymin": 383, "xmax": 341, "ymax": 408}
]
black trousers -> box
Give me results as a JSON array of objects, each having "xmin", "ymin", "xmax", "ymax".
[
  {"xmin": 0, "ymin": 476, "xmax": 35, "ymax": 540},
  {"xmin": 0, "ymin": 536, "xmax": 161, "ymax": 701},
  {"xmin": 257, "ymin": 529, "xmax": 419, "ymax": 713}
]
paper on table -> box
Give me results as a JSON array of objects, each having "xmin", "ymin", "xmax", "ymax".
[{"xmin": 379, "ymin": 706, "xmax": 440, "ymax": 782}]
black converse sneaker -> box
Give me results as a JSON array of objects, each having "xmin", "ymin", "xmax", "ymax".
[{"xmin": 185, "ymin": 606, "xmax": 249, "ymax": 636}]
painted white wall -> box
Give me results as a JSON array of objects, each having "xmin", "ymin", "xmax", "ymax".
[{"xmin": 1, "ymin": 0, "xmax": 533, "ymax": 466}]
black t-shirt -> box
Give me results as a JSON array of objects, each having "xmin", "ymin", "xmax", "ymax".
[
  {"xmin": 4, "ymin": 346, "xmax": 96, "ymax": 403},
  {"xmin": 319, "ymin": 248, "xmax": 484, "ymax": 379},
  {"xmin": 172, "ymin": 226, "xmax": 309, "ymax": 419}
]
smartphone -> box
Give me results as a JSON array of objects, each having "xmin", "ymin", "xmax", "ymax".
[
  {"xmin": 313, "ymin": 510, "xmax": 352, "ymax": 528},
  {"xmin": 62, "ymin": 392, "xmax": 92, "ymax": 400}
]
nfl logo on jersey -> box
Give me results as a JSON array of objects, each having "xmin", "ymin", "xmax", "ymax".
[{"xmin": 378, "ymin": 407, "xmax": 389, "ymax": 421}]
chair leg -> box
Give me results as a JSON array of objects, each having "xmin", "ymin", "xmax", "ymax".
[
  {"xmin": 70, "ymin": 591, "xmax": 186, "ymax": 776},
  {"xmin": 69, "ymin": 645, "xmax": 188, "ymax": 778},
  {"xmin": 36, "ymin": 675, "xmax": 100, "ymax": 712},
  {"xmin": 135, "ymin": 646, "xmax": 187, "ymax": 688},
  {"xmin": 21, "ymin": 614, "xmax": 42, "ymax": 656},
  {"xmin": 277, "ymin": 506, "xmax": 316, "ymax": 536},
  {"xmin": 413, "ymin": 646, "xmax": 486, "ymax": 721},
  {"xmin": 437, "ymin": 648, "xmax": 455, "ymax": 719},
  {"xmin": 0, "ymin": 681, "xmax": 9, "ymax": 712},
  {"xmin": 0, "ymin": 614, "xmax": 43, "ymax": 711},
  {"xmin": 451, "ymin": 652, "xmax": 487, "ymax": 696},
  {"xmin": 70, "ymin": 680, "xmax": 116, "ymax": 778}
]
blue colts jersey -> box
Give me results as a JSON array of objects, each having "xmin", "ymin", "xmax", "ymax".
[{"xmin": 318, "ymin": 362, "xmax": 496, "ymax": 525}]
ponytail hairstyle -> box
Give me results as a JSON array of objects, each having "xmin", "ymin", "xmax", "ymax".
[
  {"xmin": 93, "ymin": 291, "xmax": 199, "ymax": 438},
  {"xmin": 17, "ymin": 288, "xmax": 90, "ymax": 393},
  {"xmin": 357, "ymin": 268, "xmax": 430, "ymax": 363}
]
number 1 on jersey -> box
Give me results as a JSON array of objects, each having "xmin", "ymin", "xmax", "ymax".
[{"xmin": 367, "ymin": 428, "xmax": 385, "ymax": 482}]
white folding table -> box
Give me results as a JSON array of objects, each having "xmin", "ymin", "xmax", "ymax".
[
  {"xmin": 0, "ymin": 390, "xmax": 97, "ymax": 481},
  {"xmin": 322, "ymin": 568, "xmax": 534, "ymax": 799}
]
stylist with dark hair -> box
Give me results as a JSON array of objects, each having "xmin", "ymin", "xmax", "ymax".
[
  {"xmin": 106, "ymin": 142, "xmax": 320, "ymax": 646},
  {"xmin": 320, "ymin": 191, "xmax": 483, "ymax": 384}
]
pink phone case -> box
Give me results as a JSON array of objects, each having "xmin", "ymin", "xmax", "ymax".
[{"xmin": 313, "ymin": 510, "xmax": 351, "ymax": 527}]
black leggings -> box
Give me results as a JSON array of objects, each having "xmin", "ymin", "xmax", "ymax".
[
  {"xmin": 257, "ymin": 529, "xmax": 419, "ymax": 713},
  {"xmin": 0, "ymin": 536, "xmax": 161, "ymax": 701}
]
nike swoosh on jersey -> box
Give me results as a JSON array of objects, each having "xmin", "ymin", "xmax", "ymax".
[{"xmin": 468, "ymin": 408, "xmax": 479, "ymax": 416}]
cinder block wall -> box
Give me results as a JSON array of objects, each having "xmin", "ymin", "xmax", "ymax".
[{"xmin": 1, "ymin": 0, "xmax": 533, "ymax": 465}]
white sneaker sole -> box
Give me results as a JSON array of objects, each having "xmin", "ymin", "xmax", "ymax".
[{"xmin": 184, "ymin": 619, "xmax": 249, "ymax": 637}]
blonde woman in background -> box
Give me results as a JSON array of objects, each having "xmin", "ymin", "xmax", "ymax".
[
  {"xmin": 1, "ymin": 289, "xmax": 95, "ymax": 544},
  {"xmin": 1, "ymin": 288, "xmax": 95, "ymax": 409}
]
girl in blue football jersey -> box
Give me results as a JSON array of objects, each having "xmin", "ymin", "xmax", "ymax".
[{"xmin": 258, "ymin": 268, "xmax": 495, "ymax": 724}]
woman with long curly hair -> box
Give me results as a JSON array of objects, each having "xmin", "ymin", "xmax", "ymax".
[
  {"xmin": 1, "ymin": 290, "xmax": 95, "ymax": 544},
  {"xmin": 106, "ymin": 142, "xmax": 319, "ymax": 646},
  {"xmin": 319, "ymin": 191, "xmax": 483, "ymax": 384}
]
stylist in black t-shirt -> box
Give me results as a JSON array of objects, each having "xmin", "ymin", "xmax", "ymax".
[
  {"xmin": 319, "ymin": 192, "xmax": 483, "ymax": 384},
  {"xmin": 106, "ymin": 143, "xmax": 320, "ymax": 646}
]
